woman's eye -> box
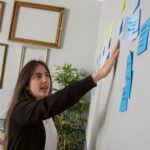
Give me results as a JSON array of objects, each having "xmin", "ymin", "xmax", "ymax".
[
  {"xmin": 32, "ymin": 73, "xmax": 50, "ymax": 79},
  {"xmin": 37, "ymin": 75, "xmax": 41, "ymax": 78},
  {"xmin": 46, "ymin": 73, "xmax": 50, "ymax": 77},
  {"xmin": 33, "ymin": 74, "xmax": 41, "ymax": 79}
]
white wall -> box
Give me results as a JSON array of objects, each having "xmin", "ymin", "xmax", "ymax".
[
  {"xmin": 87, "ymin": 0, "xmax": 150, "ymax": 150},
  {"xmin": 0, "ymin": 0, "xmax": 102, "ymax": 118}
]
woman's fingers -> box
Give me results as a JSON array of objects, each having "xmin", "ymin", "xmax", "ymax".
[
  {"xmin": 113, "ymin": 49, "xmax": 120, "ymax": 59},
  {"xmin": 92, "ymin": 40, "xmax": 120, "ymax": 83},
  {"xmin": 114, "ymin": 40, "xmax": 120, "ymax": 50},
  {"xmin": 112, "ymin": 40, "xmax": 120, "ymax": 55}
]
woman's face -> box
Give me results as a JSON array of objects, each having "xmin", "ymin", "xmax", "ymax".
[{"xmin": 27, "ymin": 64, "xmax": 51, "ymax": 100}]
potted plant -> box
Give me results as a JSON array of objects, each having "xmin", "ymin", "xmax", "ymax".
[{"xmin": 52, "ymin": 63, "xmax": 89, "ymax": 150}]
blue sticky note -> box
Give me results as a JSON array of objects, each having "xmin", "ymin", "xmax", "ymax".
[
  {"xmin": 121, "ymin": 9, "xmax": 141, "ymax": 40},
  {"xmin": 125, "ymin": 51, "xmax": 133, "ymax": 99},
  {"xmin": 137, "ymin": 18, "xmax": 150, "ymax": 55},
  {"xmin": 125, "ymin": 80, "xmax": 130, "ymax": 99},
  {"xmin": 106, "ymin": 52, "xmax": 110, "ymax": 60},
  {"xmin": 132, "ymin": 0, "xmax": 140, "ymax": 14},
  {"xmin": 125, "ymin": 70, "xmax": 133, "ymax": 99},
  {"xmin": 96, "ymin": 59, "xmax": 99, "ymax": 65},
  {"xmin": 94, "ymin": 57, "xmax": 101, "ymax": 72},
  {"xmin": 147, "ymin": 17, "xmax": 150, "ymax": 26},
  {"xmin": 117, "ymin": 18, "xmax": 124, "ymax": 36},
  {"xmin": 125, "ymin": 51, "xmax": 133, "ymax": 79},
  {"xmin": 119, "ymin": 87, "xmax": 128, "ymax": 112},
  {"xmin": 126, "ymin": 67, "xmax": 132, "ymax": 79},
  {"xmin": 103, "ymin": 47, "xmax": 105, "ymax": 56},
  {"xmin": 98, "ymin": 53, "xmax": 101, "ymax": 61},
  {"xmin": 108, "ymin": 37, "xmax": 112, "ymax": 49}
]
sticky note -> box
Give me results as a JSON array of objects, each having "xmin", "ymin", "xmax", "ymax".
[
  {"xmin": 137, "ymin": 18, "xmax": 150, "ymax": 55},
  {"xmin": 121, "ymin": 9, "xmax": 141, "ymax": 40},
  {"xmin": 125, "ymin": 51, "xmax": 133, "ymax": 78},
  {"xmin": 107, "ymin": 37, "xmax": 112, "ymax": 49},
  {"xmin": 119, "ymin": 87, "xmax": 128, "ymax": 112},
  {"xmin": 132, "ymin": 0, "xmax": 140, "ymax": 14},
  {"xmin": 121, "ymin": 0, "xmax": 126, "ymax": 14},
  {"xmin": 125, "ymin": 70, "xmax": 133, "ymax": 99},
  {"xmin": 117, "ymin": 18, "xmax": 124, "ymax": 36}
]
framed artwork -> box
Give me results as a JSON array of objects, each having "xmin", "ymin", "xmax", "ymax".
[
  {"xmin": 19, "ymin": 45, "xmax": 49, "ymax": 71},
  {"xmin": 0, "ymin": 1, "xmax": 5, "ymax": 30},
  {"xmin": 0, "ymin": 118, "xmax": 4, "ymax": 145},
  {"xmin": 9, "ymin": 1, "xmax": 65, "ymax": 48},
  {"xmin": 0, "ymin": 118, "xmax": 4, "ymax": 132},
  {"xmin": 0, "ymin": 43, "xmax": 7, "ymax": 89}
]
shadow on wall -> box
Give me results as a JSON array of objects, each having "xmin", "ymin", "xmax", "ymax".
[{"xmin": 91, "ymin": 64, "xmax": 118, "ymax": 150}]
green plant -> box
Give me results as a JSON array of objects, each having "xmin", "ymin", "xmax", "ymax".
[{"xmin": 52, "ymin": 63, "xmax": 89, "ymax": 150}]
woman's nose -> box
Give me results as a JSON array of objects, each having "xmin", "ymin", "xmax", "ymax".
[{"xmin": 42, "ymin": 75, "xmax": 48, "ymax": 82}]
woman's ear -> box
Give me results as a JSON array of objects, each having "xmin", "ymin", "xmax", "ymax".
[{"xmin": 26, "ymin": 86, "xmax": 29, "ymax": 91}]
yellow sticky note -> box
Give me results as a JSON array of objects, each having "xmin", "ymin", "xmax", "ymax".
[
  {"xmin": 99, "ymin": 20, "xmax": 114, "ymax": 51},
  {"xmin": 105, "ymin": 21, "xmax": 114, "ymax": 40},
  {"xmin": 0, "ymin": 64, "xmax": 2, "ymax": 80},
  {"xmin": 121, "ymin": 0, "xmax": 126, "ymax": 13},
  {"xmin": 109, "ymin": 21, "xmax": 114, "ymax": 35}
]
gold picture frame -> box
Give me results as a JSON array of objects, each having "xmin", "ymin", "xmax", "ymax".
[
  {"xmin": 0, "ymin": 1, "xmax": 5, "ymax": 30},
  {"xmin": 19, "ymin": 45, "xmax": 49, "ymax": 72},
  {"xmin": 9, "ymin": 1, "xmax": 65, "ymax": 48},
  {"xmin": 0, "ymin": 43, "xmax": 7, "ymax": 89}
]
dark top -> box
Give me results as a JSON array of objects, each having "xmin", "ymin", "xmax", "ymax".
[{"xmin": 8, "ymin": 76, "xmax": 97, "ymax": 150}]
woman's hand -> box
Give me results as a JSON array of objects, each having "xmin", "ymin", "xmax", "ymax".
[{"xmin": 92, "ymin": 40, "xmax": 120, "ymax": 83}]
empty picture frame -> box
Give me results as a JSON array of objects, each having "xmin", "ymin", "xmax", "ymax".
[
  {"xmin": 19, "ymin": 45, "xmax": 49, "ymax": 71},
  {"xmin": 9, "ymin": 1, "xmax": 65, "ymax": 48},
  {"xmin": 0, "ymin": 118, "xmax": 4, "ymax": 131},
  {"xmin": 0, "ymin": 1, "xmax": 5, "ymax": 30},
  {"xmin": 0, "ymin": 43, "xmax": 7, "ymax": 89},
  {"xmin": 0, "ymin": 118, "xmax": 4, "ymax": 145}
]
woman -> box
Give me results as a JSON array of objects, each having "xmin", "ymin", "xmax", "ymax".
[{"xmin": 3, "ymin": 41, "xmax": 119, "ymax": 150}]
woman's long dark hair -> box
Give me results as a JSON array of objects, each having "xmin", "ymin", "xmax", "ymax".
[{"xmin": 3, "ymin": 60, "xmax": 52, "ymax": 149}]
